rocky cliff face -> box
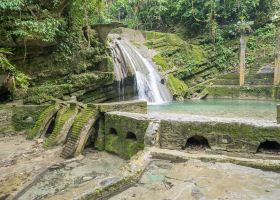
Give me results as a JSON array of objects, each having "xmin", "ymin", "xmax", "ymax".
[{"xmin": 0, "ymin": 0, "xmax": 117, "ymax": 104}]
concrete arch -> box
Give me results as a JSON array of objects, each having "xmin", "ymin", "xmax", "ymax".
[
  {"xmin": 256, "ymin": 140, "xmax": 280, "ymax": 153},
  {"xmin": 183, "ymin": 135, "xmax": 210, "ymax": 149},
  {"xmin": 126, "ymin": 131, "xmax": 137, "ymax": 141},
  {"xmin": 109, "ymin": 128, "xmax": 118, "ymax": 135}
]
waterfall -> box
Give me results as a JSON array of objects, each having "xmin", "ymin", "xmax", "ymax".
[{"xmin": 110, "ymin": 39, "xmax": 172, "ymax": 104}]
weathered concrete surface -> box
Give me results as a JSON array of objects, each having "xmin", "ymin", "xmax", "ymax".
[
  {"xmin": 277, "ymin": 104, "xmax": 280, "ymax": 124},
  {"xmin": 0, "ymin": 135, "xmax": 62, "ymax": 200},
  {"xmin": 207, "ymin": 85, "xmax": 280, "ymax": 100},
  {"xmin": 17, "ymin": 151, "xmax": 127, "ymax": 200},
  {"xmin": 95, "ymin": 100, "xmax": 147, "ymax": 114},
  {"xmin": 156, "ymin": 114, "xmax": 280, "ymax": 153},
  {"xmin": 99, "ymin": 111, "xmax": 280, "ymax": 154},
  {"xmin": 61, "ymin": 105, "xmax": 99, "ymax": 158},
  {"xmin": 103, "ymin": 111, "xmax": 150, "ymax": 159},
  {"xmin": 27, "ymin": 103, "xmax": 62, "ymax": 139},
  {"xmin": 0, "ymin": 109, "xmax": 13, "ymax": 135},
  {"xmin": 111, "ymin": 158, "xmax": 280, "ymax": 200},
  {"xmin": 90, "ymin": 22, "xmax": 126, "ymax": 44},
  {"xmin": 149, "ymin": 147, "xmax": 280, "ymax": 170}
]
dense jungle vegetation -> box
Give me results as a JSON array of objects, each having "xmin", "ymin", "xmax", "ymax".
[{"xmin": 0, "ymin": 0, "xmax": 280, "ymax": 102}]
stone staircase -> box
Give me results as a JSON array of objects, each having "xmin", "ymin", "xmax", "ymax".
[
  {"xmin": 212, "ymin": 73, "xmax": 240, "ymax": 86},
  {"xmin": 27, "ymin": 103, "xmax": 61, "ymax": 140},
  {"xmin": 245, "ymin": 65, "xmax": 274, "ymax": 86},
  {"xmin": 43, "ymin": 103, "xmax": 79, "ymax": 148},
  {"xmin": 206, "ymin": 63, "xmax": 280, "ymax": 100},
  {"xmin": 61, "ymin": 104, "xmax": 99, "ymax": 158}
]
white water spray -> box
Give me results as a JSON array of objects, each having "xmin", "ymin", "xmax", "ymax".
[{"xmin": 111, "ymin": 39, "xmax": 172, "ymax": 104}]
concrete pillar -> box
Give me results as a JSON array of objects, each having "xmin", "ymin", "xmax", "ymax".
[
  {"xmin": 277, "ymin": 104, "xmax": 280, "ymax": 124},
  {"xmin": 274, "ymin": 27, "xmax": 280, "ymax": 85},
  {"xmin": 239, "ymin": 34, "xmax": 246, "ymax": 86}
]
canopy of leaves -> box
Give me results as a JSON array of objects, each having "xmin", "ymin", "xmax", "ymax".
[{"xmin": 107, "ymin": 0, "xmax": 278, "ymax": 36}]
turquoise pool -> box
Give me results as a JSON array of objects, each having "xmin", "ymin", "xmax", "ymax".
[{"xmin": 149, "ymin": 99, "xmax": 279, "ymax": 121}]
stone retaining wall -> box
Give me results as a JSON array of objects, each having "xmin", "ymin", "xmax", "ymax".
[
  {"xmin": 159, "ymin": 120, "xmax": 280, "ymax": 153},
  {"xmin": 0, "ymin": 109, "xmax": 13, "ymax": 135}
]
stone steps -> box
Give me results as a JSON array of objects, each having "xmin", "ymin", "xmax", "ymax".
[
  {"xmin": 27, "ymin": 103, "xmax": 61, "ymax": 140},
  {"xmin": 61, "ymin": 105, "xmax": 99, "ymax": 158},
  {"xmin": 43, "ymin": 103, "xmax": 78, "ymax": 148}
]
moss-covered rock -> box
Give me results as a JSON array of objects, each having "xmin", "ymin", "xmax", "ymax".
[
  {"xmin": 104, "ymin": 113, "xmax": 149, "ymax": 159},
  {"xmin": 26, "ymin": 103, "xmax": 61, "ymax": 139},
  {"xmin": 12, "ymin": 105, "xmax": 48, "ymax": 132},
  {"xmin": 166, "ymin": 74, "xmax": 188, "ymax": 99},
  {"xmin": 159, "ymin": 119, "xmax": 280, "ymax": 153},
  {"xmin": 61, "ymin": 104, "xmax": 99, "ymax": 158},
  {"xmin": 43, "ymin": 103, "xmax": 78, "ymax": 148}
]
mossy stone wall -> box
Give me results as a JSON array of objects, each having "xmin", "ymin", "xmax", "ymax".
[
  {"xmin": 0, "ymin": 105, "xmax": 48, "ymax": 135},
  {"xmin": 0, "ymin": 109, "xmax": 13, "ymax": 135},
  {"xmin": 104, "ymin": 113, "xmax": 149, "ymax": 159},
  {"xmin": 159, "ymin": 120, "xmax": 280, "ymax": 153},
  {"xmin": 207, "ymin": 85, "xmax": 280, "ymax": 100},
  {"xmin": 11, "ymin": 105, "xmax": 48, "ymax": 132}
]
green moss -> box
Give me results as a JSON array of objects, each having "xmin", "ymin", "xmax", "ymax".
[
  {"xmin": 160, "ymin": 119, "xmax": 280, "ymax": 153},
  {"xmin": 152, "ymin": 54, "xmax": 170, "ymax": 71},
  {"xmin": 61, "ymin": 104, "xmax": 99, "ymax": 158},
  {"xmin": 207, "ymin": 85, "xmax": 276, "ymax": 99},
  {"xmin": 145, "ymin": 31, "xmax": 207, "ymax": 73},
  {"xmin": 84, "ymin": 170, "xmax": 143, "ymax": 200},
  {"xmin": 103, "ymin": 114, "xmax": 149, "ymax": 159},
  {"xmin": 24, "ymin": 72, "xmax": 114, "ymax": 104},
  {"xmin": 167, "ymin": 74, "xmax": 188, "ymax": 98},
  {"xmin": 44, "ymin": 103, "xmax": 77, "ymax": 148},
  {"xmin": 26, "ymin": 103, "xmax": 59, "ymax": 140},
  {"xmin": 12, "ymin": 106, "xmax": 48, "ymax": 131}
]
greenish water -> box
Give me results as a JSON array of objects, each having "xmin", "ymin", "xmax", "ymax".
[{"xmin": 149, "ymin": 99, "xmax": 279, "ymax": 121}]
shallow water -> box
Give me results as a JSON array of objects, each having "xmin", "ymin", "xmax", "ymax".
[{"xmin": 149, "ymin": 99, "xmax": 279, "ymax": 121}]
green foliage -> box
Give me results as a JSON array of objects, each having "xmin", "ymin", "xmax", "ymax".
[
  {"xmin": 108, "ymin": 0, "xmax": 278, "ymax": 38},
  {"xmin": 0, "ymin": 48, "xmax": 15, "ymax": 72},
  {"xmin": 27, "ymin": 103, "xmax": 58, "ymax": 139},
  {"xmin": 0, "ymin": 48, "xmax": 30, "ymax": 90},
  {"xmin": 14, "ymin": 17, "xmax": 64, "ymax": 42},
  {"xmin": 167, "ymin": 74, "xmax": 188, "ymax": 98},
  {"xmin": 0, "ymin": 0, "xmax": 23, "ymax": 10}
]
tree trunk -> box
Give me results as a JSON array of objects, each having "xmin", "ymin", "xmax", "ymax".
[
  {"xmin": 239, "ymin": 33, "xmax": 246, "ymax": 86},
  {"xmin": 274, "ymin": 27, "xmax": 280, "ymax": 85}
]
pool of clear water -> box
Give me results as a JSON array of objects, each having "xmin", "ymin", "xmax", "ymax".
[{"xmin": 149, "ymin": 99, "xmax": 279, "ymax": 121}]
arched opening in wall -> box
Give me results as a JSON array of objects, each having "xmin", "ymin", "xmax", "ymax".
[
  {"xmin": 184, "ymin": 135, "xmax": 210, "ymax": 150},
  {"xmin": 85, "ymin": 121, "xmax": 100, "ymax": 150},
  {"xmin": 257, "ymin": 140, "xmax": 280, "ymax": 154},
  {"xmin": 44, "ymin": 115, "xmax": 57, "ymax": 138},
  {"xmin": 109, "ymin": 128, "xmax": 118, "ymax": 136},
  {"xmin": 126, "ymin": 132, "xmax": 137, "ymax": 141}
]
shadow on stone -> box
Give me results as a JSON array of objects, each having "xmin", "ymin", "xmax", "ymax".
[
  {"xmin": 257, "ymin": 140, "xmax": 280, "ymax": 154},
  {"xmin": 183, "ymin": 135, "xmax": 210, "ymax": 150},
  {"xmin": 126, "ymin": 132, "xmax": 137, "ymax": 141}
]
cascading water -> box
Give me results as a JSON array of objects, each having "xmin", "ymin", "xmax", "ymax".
[{"xmin": 110, "ymin": 39, "xmax": 172, "ymax": 104}]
